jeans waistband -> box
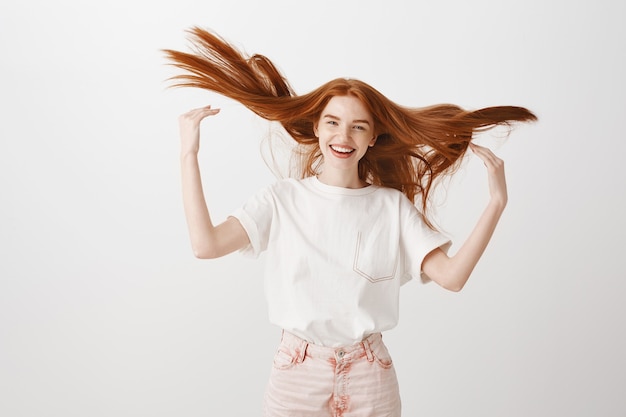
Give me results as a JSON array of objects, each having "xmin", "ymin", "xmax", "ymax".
[{"xmin": 280, "ymin": 331, "xmax": 382, "ymax": 363}]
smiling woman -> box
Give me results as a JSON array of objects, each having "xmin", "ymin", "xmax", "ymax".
[
  {"xmin": 314, "ymin": 96, "xmax": 377, "ymax": 188},
  {"xmin": 163, "ymin": 26, "xmax": 536, "ymax": 416}
]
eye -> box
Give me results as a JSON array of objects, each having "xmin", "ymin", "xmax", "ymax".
[
  {"xmin": 353, "ymin": 125, "xmax": 367, "ymax": 131},
  {"xmin": 327, "ymin": 120, "xmax": 338, "ymax": 126}
]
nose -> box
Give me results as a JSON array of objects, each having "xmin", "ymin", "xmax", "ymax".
[{"xmin": 339, "ymin": 126, "xmax": 351, "ymax": 140}]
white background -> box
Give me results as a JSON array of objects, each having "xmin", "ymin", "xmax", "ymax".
[{"xmin": 1, "ymin": 0, "xmax": 625, "ymax": 416}]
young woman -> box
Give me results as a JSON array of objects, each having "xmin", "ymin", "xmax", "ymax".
[{"xmin": 164, "ymin": 27, "xmax": 536, "ymax": 417}]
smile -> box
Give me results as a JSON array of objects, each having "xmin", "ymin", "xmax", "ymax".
[{"xmin": 330, "ymin": 145, "xmax": 355, "ymax": 154}]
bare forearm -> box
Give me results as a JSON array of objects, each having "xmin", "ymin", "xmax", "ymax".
[
  {"xmin": 423, "ymin": 197, "xmax": 506, "ymax": 292},
  {"xmin": 180, "ymin": 152, "xmax": 217, "ymax": 256},
  {"xmin": 447, "ymin": 200, "xmax": 505, "ymax": 289}
]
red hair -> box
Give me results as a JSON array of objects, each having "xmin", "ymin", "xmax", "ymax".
[{"xmin": 163, "ymin": 27, "xmax": 537, "ymax": 228}]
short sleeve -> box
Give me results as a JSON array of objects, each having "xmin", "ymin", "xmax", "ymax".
[
  {"xmin": 229, "ymin": 185, "xmax": 276, "ymax": 258},
  {"xmin": 399, "ymin": 196, "xmax": 452, "ymax": 285}
]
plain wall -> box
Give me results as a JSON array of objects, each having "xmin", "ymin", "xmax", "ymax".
[{"xmin": 1, "ymin": 0, "xmax": 624, "ymax": 416}]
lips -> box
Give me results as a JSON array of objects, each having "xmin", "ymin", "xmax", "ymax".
[{"xmin": 330, "ymin": 144, "xmax": 355, "ymax": 154}]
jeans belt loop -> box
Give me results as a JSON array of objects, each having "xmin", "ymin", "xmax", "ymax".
[
  {"xmin": 362, "ymin": 339, "xmax": 374, "ymax": 362},
  {"xmin": 297, "ymin": 339, "xmax": 308, "ymax": 363}
]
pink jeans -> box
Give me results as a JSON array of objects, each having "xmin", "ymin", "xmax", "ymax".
[{"xmin": 263, "ymin": 331, "xmax": 401, "ymax": 417}]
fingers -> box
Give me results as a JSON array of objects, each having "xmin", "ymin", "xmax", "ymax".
[
  {"xmin": 469, "ymin": 142, "xmax": 504, "ymax": 172},
  {"xmin": 179, "ymin": 105, "xmax": 221, "ymax": 125},
  {"xmin": 469, "ymin": 142, "xmax": 508, "ymax": 205},
  {"xmin": 191, "ymin": 105, "xmax": 220, "ymax": 116}
]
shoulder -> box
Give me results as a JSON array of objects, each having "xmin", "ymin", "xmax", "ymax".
[
  {"xmin": 372, "ymin": 185, "xmax": 413, "ymax": 204},
  {"xmin": 372, "ymin": 186, "xmax": 425, "ymax": 220},
  {"xmin": 374, "ymin": 185, "xmax": 404, "ymax": 198}
]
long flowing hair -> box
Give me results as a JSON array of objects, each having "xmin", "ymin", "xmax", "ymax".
[{"xmin": 163, "ymin": 27, "xmax": 537, "ymax": 228}]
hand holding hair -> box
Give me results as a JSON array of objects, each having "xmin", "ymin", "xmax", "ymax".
[{"xmin": 469, "ymin": 142, "xmax": 508, "ymax": 209}]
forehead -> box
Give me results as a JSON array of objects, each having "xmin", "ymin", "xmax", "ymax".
[{"xmin": 322, "ymin": 95, "xmax": 373, "ymax": 121}]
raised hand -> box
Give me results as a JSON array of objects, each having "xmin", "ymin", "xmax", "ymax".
[
  {"xmin": 469, "ymin": 142, "xmax": 508, "ymax": 208},
  {"xmin": 178, "ymin": 105, "xmax": 221, "ymax": 156},
  {"xmin": 422, "ymin": 142, "xmax": 509, "ymax": 291}
]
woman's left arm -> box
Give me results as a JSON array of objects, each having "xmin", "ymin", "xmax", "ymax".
[{"xmin": 422, "ymin": 143, "xmax": 508, "ymax": 292}]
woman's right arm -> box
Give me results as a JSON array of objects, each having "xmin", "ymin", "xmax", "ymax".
[{"xmin": 179, "ymin": 105, "xmax": 250, "ymax": 259}]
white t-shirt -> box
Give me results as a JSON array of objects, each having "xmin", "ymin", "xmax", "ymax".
[{"xmin": 231, "ymin": 176, "xmax": 450, "ymax": 347}]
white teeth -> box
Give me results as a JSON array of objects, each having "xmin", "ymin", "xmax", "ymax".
[{"xmin": 330, "ymin": 145, "xmax": 354, "ymax": 153}]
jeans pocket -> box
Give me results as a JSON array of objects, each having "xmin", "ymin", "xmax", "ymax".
[
  {"xmin": 272, "ymin": 347, "xmax": 297, "ymax": 370},
  {"xmin": 353, "ymin": 231, "xmax": 398, "ymax": 283}
]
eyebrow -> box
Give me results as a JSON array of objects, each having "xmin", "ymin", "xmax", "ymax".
[{"xmin": 322, "ymin": 114, "xmax": 371, "ymax": 125}]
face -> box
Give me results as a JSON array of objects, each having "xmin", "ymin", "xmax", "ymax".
[{"xmin": 314, "ymin": 95, "xmax": 377, "ymax": 175}]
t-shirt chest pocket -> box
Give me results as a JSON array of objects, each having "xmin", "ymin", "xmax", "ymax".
[{"xmin": 353, "ymin": 230, "xmax": 398, "ymax": 283}]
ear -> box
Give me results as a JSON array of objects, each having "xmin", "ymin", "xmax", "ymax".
[
  {"xmin": 368, "ymin": 135, "xmax": 377, "ymax": 147},
  {"xmin": 313, "ymin": 123, "xmax": 319, "ymax": 137}
]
